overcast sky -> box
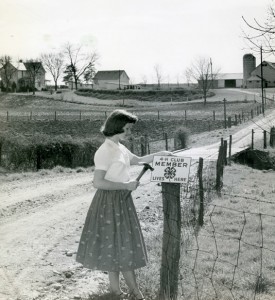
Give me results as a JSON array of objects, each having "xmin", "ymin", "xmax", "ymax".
[{"xmin": 0, "ymin": 0, "xmax": 272, "ymax": 84}]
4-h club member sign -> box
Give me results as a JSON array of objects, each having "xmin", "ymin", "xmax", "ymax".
[{"xmin": 151, "ymin": 155, "xmax": 191, "ymax": 183}]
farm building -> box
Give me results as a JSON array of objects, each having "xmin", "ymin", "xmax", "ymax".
[
  {"xmin": 211, "ymin": 73, "xmax": 243, "ymax": 88},
  {"xmin": 243, "ymin": 54, "xmax": 275, "ymax": 88},
  {"xmin": 0, "ymin": 60, "xmax": 46, "ymax": 92},
  {"xmin": 93, "ymin": 70, "xmax": 130, "ymax": 90},
  {"xmin": 205, "ymin": 54, "xmax": 275, "ymax": 89}
]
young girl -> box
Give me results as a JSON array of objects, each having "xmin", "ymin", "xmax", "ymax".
[{"xmin": 76, "ymin": 109, "xmax": 172, "ymax": 299}]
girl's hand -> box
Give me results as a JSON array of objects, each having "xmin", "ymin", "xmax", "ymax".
[{"xmin": 125, "ymin": 180, "xmax": 140, "ymax": 191}]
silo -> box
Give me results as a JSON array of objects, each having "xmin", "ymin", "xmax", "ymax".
[{"xmin": 243, "ymin": 54, "xmax": 256, "ymax": 88}]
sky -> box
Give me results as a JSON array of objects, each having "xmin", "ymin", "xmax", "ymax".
[{"xmin": 0, "ymin": 0, "xmax": 272, "ymax": 84}]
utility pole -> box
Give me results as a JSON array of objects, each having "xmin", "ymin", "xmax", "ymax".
[
  {"xmin": 260, "ymin": 46, "xmax": 265, "ymax": 115},
  {"xmin": 210, "ymin": 57, "xmax": 213, "ymax": 89}
]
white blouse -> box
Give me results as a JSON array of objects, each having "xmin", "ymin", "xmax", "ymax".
[{"xmin": 94, "ymin": 139, "xmax": 134, "ymax": 183}]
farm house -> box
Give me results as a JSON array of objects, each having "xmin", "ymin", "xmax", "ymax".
[
  {"xmin": 0, "ymin": 60, "xmax": 46, "ymax": 92},
  {"xmin": 93, "ymin": 70, "xmax": 130, "ymax": 90}
]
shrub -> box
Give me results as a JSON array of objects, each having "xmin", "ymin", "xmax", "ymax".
[{"xmin": 174, "ymin": 126, "xmax": 190, "ymax": 150}]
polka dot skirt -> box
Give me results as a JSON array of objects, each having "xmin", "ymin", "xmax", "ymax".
[{"xmin": 76, "ymin": 190, "xmax": 148, "ymax": 271}]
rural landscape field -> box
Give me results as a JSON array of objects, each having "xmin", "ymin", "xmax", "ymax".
[{"xmin": 1, "ymin": 88, "xmax": 275, "ymax": 300}]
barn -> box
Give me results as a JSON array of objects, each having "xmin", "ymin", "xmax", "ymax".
[
  {"xmin": 93, "ymin": 70, "xmax": 130, "ymax": 90},
  {"xmin": 212, "ymin": 73, "xmax": 243, "ymax": 88}
]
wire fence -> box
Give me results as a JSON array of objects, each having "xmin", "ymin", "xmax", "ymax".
[{"xmin": 157, "ymin": 138, "xmax": 275, "ymax": 300}]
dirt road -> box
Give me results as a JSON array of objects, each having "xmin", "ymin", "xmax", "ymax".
[
  {"xmin": 0, "ymin": 165, "xmax": 161, "ymax": 300},
  {"xmin": 1, "ymin": 107, "xmax": 275, "ymax": 300}
]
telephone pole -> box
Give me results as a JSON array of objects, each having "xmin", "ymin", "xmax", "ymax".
[{"xmin": 260, "ymin": 46, "xmax": 265, "ymax": 115}]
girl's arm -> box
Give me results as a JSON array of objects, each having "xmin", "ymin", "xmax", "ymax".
[
  {"xmin": 93, "ymin": 169, "xmax": 139, "ymax": 191},
  {"xmin": 130, "ymin": 150, "xmax": 173, "ymax": 165}
]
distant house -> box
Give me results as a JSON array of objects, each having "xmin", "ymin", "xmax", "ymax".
[
  {"xmin": 0, "ymin": 60, "xmax": 46, "ymax": 91},
  {"xmin": 93, "ymin": 70, "xmax": 130, "ymax": 90}
]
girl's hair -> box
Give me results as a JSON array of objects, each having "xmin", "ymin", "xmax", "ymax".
[{"xmin": 101, "ymin": 109, "xmax": 138, "ymax": 137}]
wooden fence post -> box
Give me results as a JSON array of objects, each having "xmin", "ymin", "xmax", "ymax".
[
  {"xmin": 228, "ymin": 116, "xmax": 231, "ymax": 128},
  {"xmin": 239, "ymin": 113, "xmax": 241, "ymax": 124},
  {"xmin": 251, "ymin": 129, "xmax": 254, "ymax": 150},
  {"xmin": 216, "ymin": 145, "xmax": 224, "ymax": 196},
  {"xmin": 158, "ymin": 110, "xmax": 160, "ymax": 120},
  {"xmin": 223, "ymin": 140, "xmax": 228, "ymax": 166},
  {"xmin": 251, "ymin": 109, "xmax": 254, "ymax": 119},
  {"xmin": 165, "ymin": 133, "xmax": 168, "ymax": 151},
  {"xmin": 145, "ymin": 134, "xmax": 149, "ymax": 155},
  {"xmin": 30, "ymin": 111, "xmax": 32, "ymax": 121},
  {"xmin": 160, "ymin": 182, "xmax": 181, "ymax": 300},
  {"xmin": 229, "ymin": 135, "xmax": 232, "ymax": 166},
  {"xmin": 36, "ymin": 146, "xmax": 42, "ymax": 170},
  {"xmin": 7, "ymin": 111, "xmax": 9, "ymax": 122},
  {"xmin": 198, "ymin": 157, "xmax": 204, "ymax": 226},
  {"xmin": 213, "ymin": 110, "xmax": 215, "ymax": 121},
  {"xmin": 270, "ymin": 127, "xmax": 275, "ymax": 147},
  {"xmin": 54, "ymin": 111, "xmax": 57, "ymax": 121},
  {"xmin": 264, "ymin": 130, "xmax": 267, "ymax": 149},
  {"xmin": 79, "ymin": 111, "xmax": 82, "ymax": 121},
  {"xmin": 235, "ymin": 114, "xmax": 238, "ymax": 126},
  {"xmin": 184, "ymin": 110, "xmax": 187, "ymax": 120},
  {"xmin": 140, "ymin": 136, "xmax": 146, "ymax": 155}
]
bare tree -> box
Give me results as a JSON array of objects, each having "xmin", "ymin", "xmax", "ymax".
[
  {"xmin": 186, "ymin": 57, "xmax": 219, "ymax": 105},
  {"xmin": 24, "ymin": 60, "xmax": 45, "ymax": 95},
  {"xmin": 41, "ymin": 52, "xmax": 64, "ymax": 91},
  {"xmin": 242, "ymin": 3, "xmax": 275, "ymax": 55},
  {"xmin": 63, "ymin": 43, "xmax": 99, "ymax": 90},
  {"xmin": 154, "ymin": 64, "xmax": 163, "ymax": 89},
  {"xmin": 0, "ymin": 55, "xmax": 17, "ymax": 92}
]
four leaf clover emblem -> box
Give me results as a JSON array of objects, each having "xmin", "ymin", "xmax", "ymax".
[{"xmin": 164, "ymin": 166, "xmax": 176, "ymax": 180}]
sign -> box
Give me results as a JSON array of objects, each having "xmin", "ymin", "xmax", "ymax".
[{"xmin": 151, "ymin": 155, "xmax": 191, "ymax": 183}]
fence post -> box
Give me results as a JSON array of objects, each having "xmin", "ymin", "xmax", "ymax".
[
  {"xmin": 36, "ymin": 145, "xmax": 42, "ymax": 170},
  {"xmin": 145, "ymin": 134, "xmax": 149, "ymax": 155},
  {"xmin": 184, "ymin": 110, "xmax": 187, "ymax": 120},
  {"xmin": 158, "ymin": 110, "xmax": 160, "ymax": 120},
  {"xmin": 216, "ymin": 145, "xmax": 224, "ymax": 196},
  {"xmin": 160, "ymin": 182, "xmax": 181, "ymax": 300},
  {"xmin": 165, "ymin": 133, "xmax": 168, "ymax": 151},
  {"xmin": 198, "ymin": 157, "xmax": 204, "ymax": 226},
  {"xmin": 79, "ymin": 111, "xmax": 82, "ymax": 121},
  {"xmin": 263, "ymin": 130, "xmax": 267, "ymax": 149},
  {"xmin": 213, "ymin": 110, "xmax": 215, "ymax": 121},
  {"xmin": 239, "ymin": 113, "xmax": 241, "ymax": 124},
  {"xmin": 235, "ymin": 114, "xmax": 238, "ymax": 126},
  {"xmin": 30, "ymin": 111, "xmax": 32, "ymax": 121},
  {"xmin": 270, "ymin": 127, "xmax": 275, "ymax": 147},
  {"xmin": 54, "ymin": 111, "xmax": 57, "ymax": 121},
  {"xmin": 223, "ymin": 140, "xmax": 228, "ymax": 166},
  {"xmin": 6, "ymin": 111, "xmax": 9, "ymax": 122},
  {"xmin": 251, "ymin": 109, "xmax": 254, "ymax": 119},
  {"xmin": 223, "ymin": 98, "xmax": 227, "ymax": 129},
  {"xmin": 228, "ymin": 116, "xmax": 231, "ymax": 128},
  {"xmin": 140, "ymin": 136, "xmax": 146, "ymax": 155},
  {"xmin": 242, "ymin": 110, "xmax": 244, "ymax": 122},
  {"xmin": 251, "ymin": 129, "xmax": 254, "ymax": 150},
  {"xmin": 229, "ymin": 135, "xmax": 232, "ymax": 166}
]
